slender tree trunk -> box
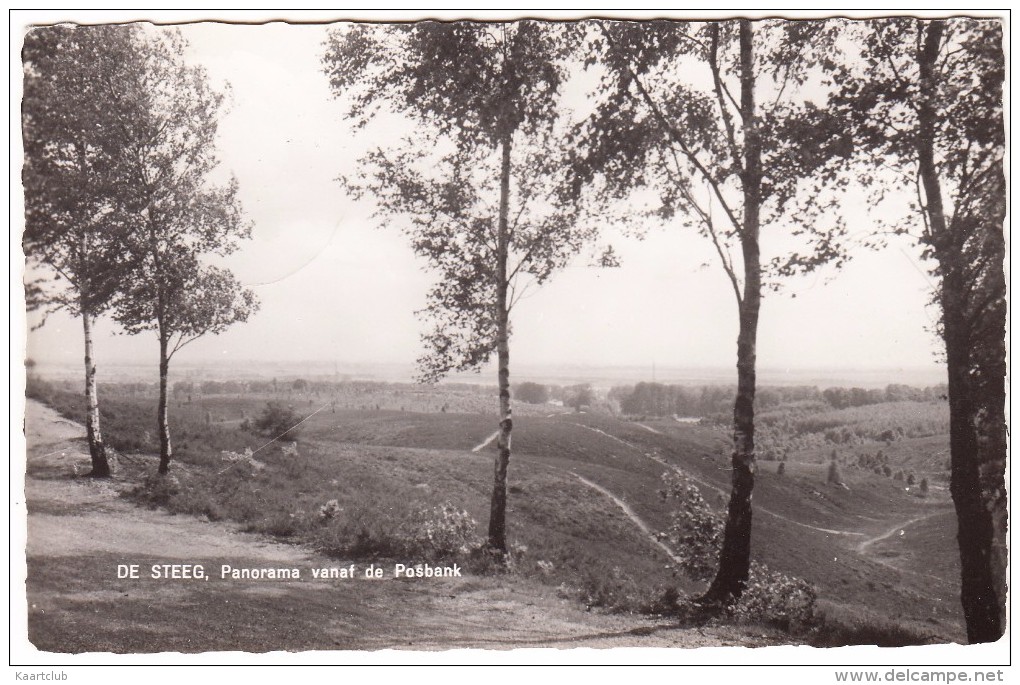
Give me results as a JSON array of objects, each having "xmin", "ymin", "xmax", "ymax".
[
  {"xmin": 487, "ymin": 131, "xmax": 513, "ymax": 554},
  {"xmin": 916, "ymin": 20, "xmax": 1004, "ymax": 644},
  {"xmin": 705, "ymin": 19, "xmax": 762, "ymax": 604},
  {"xmin": 80, "ymin": 303, "xmax": 111, "ymax": 478},
  {"xmin": 157, "ymin": 330, "xmax": 173, "ymax": 475}
]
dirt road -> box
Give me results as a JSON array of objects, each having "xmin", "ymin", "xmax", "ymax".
[{"xmin": 22, "ymin": 400, "xmax": 785, "ymax": 654}]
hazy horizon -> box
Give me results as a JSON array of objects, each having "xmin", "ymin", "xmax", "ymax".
[{"xmin": 27, "ymin": 357, "xmax": 948, "ymax": 391}]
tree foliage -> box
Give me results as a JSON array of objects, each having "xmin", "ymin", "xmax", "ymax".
[
  {"xmin": 22, "ymin": 25, "xmax": 140, "ymax": 319},
  {"xmin": 112, "ymin": 27, "xmax": 257, "ymax": 350},
  {"xmin": 254, "ymin": 401, "xmax": 302, "ymax": 440},
  {"xmin": 514, "ymin": 382, "xmax": 549, "ymax": 405}
]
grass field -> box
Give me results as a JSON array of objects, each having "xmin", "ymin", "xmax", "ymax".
[{"xmin": 26, "ymin": 377, "xmax": 964, "ymax": 645}]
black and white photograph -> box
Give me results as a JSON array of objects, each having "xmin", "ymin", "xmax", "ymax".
[{"xmin": 11, "ymin": 9, "xmax": 1009, "ymax": 674}]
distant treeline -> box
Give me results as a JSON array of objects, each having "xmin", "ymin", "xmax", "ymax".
[
  {"xmin": 608, "ymin": 382, "xmax": 948, "ymax": 418},
  {"xmin": 25, "ymin": 378, "xmax": 502, "ymax": 399},
  {"xmin": 168, "ymin": 379, "xmax": 498, "ymax": 397}
]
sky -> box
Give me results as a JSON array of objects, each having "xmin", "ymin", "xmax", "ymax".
[{"xmin": 16, "ymin": 13, "xmax": 952, "ymax": 384}]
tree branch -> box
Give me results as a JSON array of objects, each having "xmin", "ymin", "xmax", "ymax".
[{"xmin": 709, "ymin": 24, "xmax": 745, "ymax": 177}]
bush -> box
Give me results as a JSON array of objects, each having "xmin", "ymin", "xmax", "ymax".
[
  {"xmin": 657, "ymin": 472, "xmax": 723, "ymax": 582},
  {"xmin": 314, "ymin": 499, "xmax": 481, "ymax": 562},
  {"xmin": 827, "ymin": 460, "xmax": 842, "ymax": 485},
  {"xmin": 566, "ymin": 384, "xmax": 594, "ymax": 412},
  {"xmin": 319, "ymin": 499, "xmax": 342, "ymax": 521},
  {"xmin": 514, "ymin": 382, "xmax": 549, "ymax": 405},
  {"xmin": 729, "ymin": 562, "xmax": 818, "ymax": 631},
  {"xmin": 130, "ymin": 473, "xmax": 183, "ymax": 507},
  {"xmin": 254, "ymin": 401, "xmax": 301, "ymax": 440},
  {"xmin": 659, "ymin": 469, "xmax": 817, "ymax": 631},
  {"xmin": 399, "ymin": 501, "xmax": 480, "ymax": 559}
]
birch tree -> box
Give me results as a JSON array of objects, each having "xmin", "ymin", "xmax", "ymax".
[
  {"xmin": 324, "ymin": 21, "xmax": 599, "ymax": 553},
  {"xmin": 113, "ymin": 29, "xmax": 257, "ymax": 475},
  {"xmin": 22, "ymin": 25, "xmax": 144, "ymax": 477},
  {"xmin": 572, "ymin": 19, "xmax": 852, "ymax": 603}
]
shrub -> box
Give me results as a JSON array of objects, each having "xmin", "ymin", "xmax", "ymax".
[
  {"xmin": 130, "ymin": 473, "xmax": 183, "ymax": 507},
  {"xmin": 810, "ymin": 604, "xmax": 939, "ymax": 646},
  {"xmin": 316, "ymin": 498, "xmax": 482, "ymax": 562},
  {"xmin": 777, "ymin": 462, "xmax": 786, "ymax": 476},
  {"xmin": 659, "ymin": 469, "xmax": 817, "ymax": 630},
  {"xmin": 400, "ymin": 501, "xmax": 481, "ymax": 559},
  {"xmin": 919, "ymin": 478, "xmax": 929, "ymax": 495},
  {"xmin": 319, "ymin": 499, "xmax": 342, "ymax": 521},
  {"xmin": 514, "ymin": 382, "xmax": 549, "ymax": 405},
  {"xmin": 575, "ymin": 564, "xmax": 646, "ymax": 611},
  {"xmin": 253, "ymin": 401, "xmax": 301, "ymax": 440},
  {"xmin": 729, "ymin": 562, "xmax": 818, "ymax": 631},
  {"xmin": 827, "ymin": 461, "xmax": 842, "ymax": 485},
  {"xmin": 657, "ymin": 472, "xmax": 723, "ymax": 582}
]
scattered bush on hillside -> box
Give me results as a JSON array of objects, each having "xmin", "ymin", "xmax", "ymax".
[
  {"xmin": 319, "ymin": 499, "xmax": 342, "ymax": 521},
  {"xmin": 729, "ymin": 562, "xmax": 818, "ymax": 631},
  {"xmin": 657, "ymin": 472, "xmax": 723, "ymax": 582},
  {"xmin": 827, "ymin": 460, "xmax": 842, "ymax": 485},
  {"xmin": 253, "ymin": 401, "xmax": 301, "ymax": 440},
  {"xmin": 756, "ymin": 424, "xmax": 793, "ymax": 462},
  {"xmin": 400, "ymin": 501, "xmax": 481, "ymax": 559}
]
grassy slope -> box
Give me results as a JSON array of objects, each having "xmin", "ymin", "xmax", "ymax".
[
  {"xmin": 30, "ymin": 385, "xmax": 965, "ymax": 644},
  {"xmin": 294, "ymin": 406, "xmax": 963, "ymax": 641}
]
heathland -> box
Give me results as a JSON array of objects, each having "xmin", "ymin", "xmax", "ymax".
[{"xmin": 23, "ymin": 373, "xmax": 961, "ymax": 651}]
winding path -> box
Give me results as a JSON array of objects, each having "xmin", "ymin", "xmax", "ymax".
[
  {"xmin": 471, "ymin": 429, "xmax": 500, "ymax": 453},
  {"xmin": 571, "ymin": 473, "xmax": 684, "ymax": 565},
  {"xmin": 570, "ymin": 422, "xmax": 866, "ymax": 539},
  {"xmin": 856, "ymin": 511, "xmax": 947, "ymax": 554}
]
